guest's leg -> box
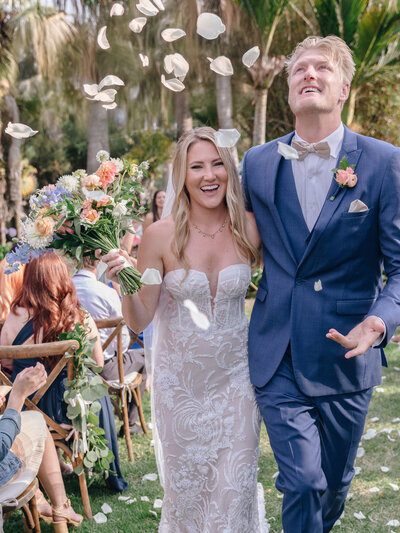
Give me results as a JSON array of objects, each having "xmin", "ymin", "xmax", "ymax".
[
  {"xmin": 317, "ymin": 388, "xmax": 373, "ymax": 533},
  {"xmin": 255, "ymin": 354, "xmax": 327, "ymax": 533}
]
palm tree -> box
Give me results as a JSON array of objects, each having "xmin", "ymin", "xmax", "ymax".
[
  {"xmin": 313, "ymin": 0, "xmax": 400, "ymax": 126},
  {"xmin": 0, "ymin": 2, "xmax": 76, "ymax": 236},
  {"xmin": 233, "ymin": 0, "xmax": 290, "ymax": 145}
]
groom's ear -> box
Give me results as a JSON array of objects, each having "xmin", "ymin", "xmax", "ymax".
[{"xmin": 339, "ymin": 82, "xmax": 350, "ymax": 105}]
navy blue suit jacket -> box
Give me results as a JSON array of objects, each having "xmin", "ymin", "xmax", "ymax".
[{"xmin": 243, "ymin": 127, "xmax": 400, "ymax": 395}]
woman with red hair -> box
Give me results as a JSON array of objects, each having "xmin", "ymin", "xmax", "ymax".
[{"xmin": 0, "ymin": 251, "xmax": 128, "ymax": 497}]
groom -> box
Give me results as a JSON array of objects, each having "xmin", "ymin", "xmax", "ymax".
[{"xmin": 242, "ymin": 35, "xmax": 400, "ymax": 532}]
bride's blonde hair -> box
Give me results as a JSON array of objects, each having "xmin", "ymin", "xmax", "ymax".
[{"xmin": 171, "ymin": 127, "xmax": 259, "ymax": 271}]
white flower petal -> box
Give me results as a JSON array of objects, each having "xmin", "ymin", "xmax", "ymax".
[
  {"xmin": 354, "ymin": 466, "xmax": 362, "ymax": 475},
  {"xmin": 354, "ymin": 512, "xmax": 366, "ymax": 520},
  {"xmin": 197, "ymin": 12, "xmax": 226, "ymax": 40},
  {"xmin": 148, "ymin": 422, "xmax": 153, "ymax": 429},
  {"xmin": 369, "ymin": 416, "xmax": 379, "ymax": 422},
  {"xmin": 136, "ymin": 0, "xmax": 159, "ymax": 16},
  {"xmin": 393, "ymin": 366, "xmax": 400, "ymax": 371},
  {"xmin": 94, "ymin": 512, "xmax": 107, "ymax": 523},
  {"xmin": 149, "ymin": 510, "xmax": 157, "ymax": 517},
  {"xmin": 5, "ymin": 122, "xmax": 38, "ymax": 139},
  {"xmin": 356, "ymin": 447, "xmax": 365, "ymax": 458},
  {"xmin": 141, "ymin": 268, "xmax": 162, "ymax": 285},
  {"xmin": 97, "ymin": 26, "xmax": 110, "ymax": 49},
  {"xmin": 392, "ymin": 417, "xmax": 400, "ymax": 423},
  {"xmin": 163, "ymin": 53, "xmax": 189, "ymax": 79},
  {"xmin": 152, "ymin": 0, "xmax": 165, "ymax": 10},
  {"xmin": 375, "ymin": 387, "xmax": 385, "ymax": 392},
  {"xmin": 129, "ymin": 17, "xmax": 147, "ymax": 33},
  {"xmin": 82, "ymin": 188, "xmax": 107, "ymax": 201},
  {"xmin": 209, "ymin": 56, "xmax": 233, "ymax": 76},
  {"xmin": 380, "ymin": 466, "xmax": 390, "ymax": 472},
  {"xmin": 153, "ymin": 499, "xmax": 163, "ymax": 508},
  {"xmin": 139, "ymin": 53, "xmax": 149, "ymax": 67},
  {"xmin": 98, "ymin": 75, "xmax": 124, "ymax": 91},
  {"xmin": 142, "ymin": 473, "xmax": 158, "ymax": 482},
  {"xmin": 389, "ymin": 483, "xmax": 399, "ymax": 491},
  {"xmin": 333, "ymin": 519, "xmax": 341, "ymax": 526},
  {"xmin": 272, "ymin": 471, "xmax": 279, "ymax": 479},
  {"xmin": 141, "ymin": 496, "xmax": 150, "ymax": 502},
  {"xmin": 214, "ymin": 128, "xmax": 240, "ymax": 148},
  {"xmin": 387, "ymin": 434, "xmax": 396, "ymax": 441},
  {"xmin": 369, "ymin": 487, "xmax": 379, "ymax": 492},
  {"xmin": 102, "ymin": 102, "xmax": 117, "ymax": 110},
  {"xmin": 387, "ymin": 520, "xmax": 400, "ymax": 527},
  {"xmin": 126, "ymin": 498, "xmax": 137, "ymax": 504},
  {"xmin": 161, "ymin": 28, "xmax": 186, "ymax": 42},
  {"xmin": 118, "ymin": 496, "xmax": 130, "ymax": 501},
  {"xmin": 277, "ymin": 141, "xmax": 299, "ymax": 160},
  {"xmin": 183, "ymin": 300, "xmax": 210, "ymax": 330},
  {"xmin": 83, "ymin": 83, "xmax": 99, "ymax": 96},
  {"xmin": 242, "ymin": 46, "xmax": 260, "ymax": 68},
  {"xmin": 101, "ymin": 503, "xmax": 112, "ymax": 514},
  {"xmin": 362, "ymin": 428, "xmax": 377, "ymax": 440},
  {"xmin": 110, "ymin": 3, "xmax": 124, "ymax": 16},
  {"xmin": 161, "ymin": 74, "xmax": 185, "ymax": 92},
  {"xmin": 346, "ymin": 492, "xmax": 353, "ymax": 500},
  {"xmin": 94, "ymin": 89, "xmax": 117, "ymax": 103}
]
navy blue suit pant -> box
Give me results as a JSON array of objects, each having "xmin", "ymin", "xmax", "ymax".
[{"xmin": 255, "ymin": 352, "xmax": 373, "ymax": 533}]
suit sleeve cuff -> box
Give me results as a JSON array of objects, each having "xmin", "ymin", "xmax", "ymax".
[{"xmin": 372, "ymin": 317, "xmax": 386, "ymax": 347}]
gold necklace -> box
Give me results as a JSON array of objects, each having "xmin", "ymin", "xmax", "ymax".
[{"xmin": 191, "ymin": 216, "xmax": 228, "ymax": 239}]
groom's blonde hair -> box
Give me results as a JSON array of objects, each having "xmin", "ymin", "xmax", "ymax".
[
  {"xmin": 171, "ymin": 127, "xmax": 259, "ymax": 272},
  {"xmin": 286, "ymin": 35, "xmax": 355, "ymax": 85}
]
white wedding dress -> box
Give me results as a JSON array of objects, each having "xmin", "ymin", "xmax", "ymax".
[{"xmin": 151, "ymin": 264, "xmax": 267, "ymax": 532}]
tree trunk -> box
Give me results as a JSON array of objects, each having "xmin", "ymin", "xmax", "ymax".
[
  {"xmin": 253, "ymin": 88, "xmax": 268, "ymax": 146},
  {"xmin": 4, "ymin": 95, "xmax": 23, "ymax": 238},
  {"xmin": 216, "ymin": 74, "xmax": 239, "ymax": 166},
  {"xmin": 86, "ymin": 101, "xmax": 110, "ymax": 173},
  {"xmin": 174, "ymin": 90, "xmax": 193, "ymax": 140}
]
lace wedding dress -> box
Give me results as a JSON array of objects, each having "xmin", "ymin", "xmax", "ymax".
[{"xmin": 151, "ymin": 264, "xmax": 267, "ymax": 532}]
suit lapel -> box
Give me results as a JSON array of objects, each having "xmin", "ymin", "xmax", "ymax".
[
  {"xmin": 265, "ymin": 132, "xmax": 298, "ymax": 266},
  {"xmin": 299, "ymin": 127, "xmax": 362, "ymax": 267}
]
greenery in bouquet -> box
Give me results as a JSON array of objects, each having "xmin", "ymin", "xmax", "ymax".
[
  {"xmin": 59, "ymin": 321, "xmax": 114, "ymax": 477},
  {"xmin": 5, "ymin": 151, "xmax": 148, "ymax": 295}
]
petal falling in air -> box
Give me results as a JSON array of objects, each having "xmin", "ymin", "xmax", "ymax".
[
  {"xmin": 208, "ymin": 56, "xmax": 233, "ymax": 76},
  {"xmin": 214, "ymin": 129, "xmax": 240, "ymax": 148},
  {"xmin": 136, "ymin": 0, "xmax": 159, "ymax": 16},
  {"xmin": 110, "ymin": 3, "xmax": 124, "ymax": 16},
  {"xmin": 183, "ymin": 300, "xmax": 210, "ymax": 330},
  {"xmin": 197, "ymin": 12, "xmax": 226, "ymax": 39},
  {"xmin": 129, "ymin": 17, "xmax": 147, "ymax": 33},
  {"xmin": 98, "ymin": 75, "xmax": 124, "ymax": 91},
  {"xmin": 277, "ymin": 141, "xmax": 299, "ymax": 160},
  {"xmin": 140, "ymin": 268, "xmax": 162, "ymax": 285},
  {"xmin": 139, "ymin": 53, "xmax": 149, "ymax": 67},
  {"xmin": 161, "ymin": 28, "xmax": 186, "ymax": 42},
  {"xmin": 97, "ymin": 26, "xmax": 110, "ymax": 49},
  {"xmin": 161, "ymin": 74, "xmax": 185, "ymax": 92},
  {"xmin": 242, "ymin": 46, "xmax": 260, "ymax": 68},
  {"xmin": 5, "ymin": 122, "xmax": 38, "ymax": 139}
]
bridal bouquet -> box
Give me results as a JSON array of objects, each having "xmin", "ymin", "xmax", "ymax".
[{"xmin": 5, "ymin": 151, "xmax": 148, "ymax": 295}]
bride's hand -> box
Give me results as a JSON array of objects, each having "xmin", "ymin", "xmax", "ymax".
[{"xmin": 98, "ymin": 249, "xmax": 136, "ymax": 283}]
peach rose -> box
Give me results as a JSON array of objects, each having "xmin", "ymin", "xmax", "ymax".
[
  {"xmin": 96, "ymin": 161, "xmax": 119, "ymax": 189},
  {"xmin": 82, "ymin": 173, "xmax": 101, "ymax": 190},
  {"xmin": 81, "ymin": 208, "xmax": 101, "ymax": 225},
  {"xmin": 34, "ymin": 216, "xmax": 55, "ymax": 237},
  {"xmin": 82, "ymin": 198, "xmax": 93, "ymax": 210},
  {"xmin": 335, "ymin": 167, "xmax": 357, "ymax": 188},
  {"xmin": 97, "ymin": 195, "xmax": 113, "ymax": 207}
]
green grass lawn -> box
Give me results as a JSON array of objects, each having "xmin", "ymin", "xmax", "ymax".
[{"xmin": 4, "ymin": 317, "xmax": 400, "ymax": 532}]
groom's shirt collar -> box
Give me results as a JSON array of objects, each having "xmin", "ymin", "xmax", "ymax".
[{"xmin": 293, "ymin": 122, "xmax": 344, "ymax": 159}]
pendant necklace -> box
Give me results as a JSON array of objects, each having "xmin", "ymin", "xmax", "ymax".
[{"xmin": 191, "ymin": 216, "xmax": 228, "ymax": 239}]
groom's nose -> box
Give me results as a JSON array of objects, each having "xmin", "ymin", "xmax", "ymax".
[{"xmin": 304, "ymin": 66, "xmax": 316, "ymax": 80}]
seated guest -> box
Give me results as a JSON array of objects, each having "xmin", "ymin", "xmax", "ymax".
[
  {"xmin": 0, "ymin": 252, "xmax": 128, "ymax": 492},
  {"xmin": 73, "ymin": 257, "xmax": 146, "ymax": 435},
  {"xmin": 0, "ymin": 362, "xmax": 82, "ymax": 531}
]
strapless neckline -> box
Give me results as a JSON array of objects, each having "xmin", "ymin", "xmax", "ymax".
[{"xmin": 164, "ymin": 263, "xmax": 250, "ymax": 300}]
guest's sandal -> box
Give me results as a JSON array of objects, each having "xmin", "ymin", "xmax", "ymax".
[{"xmin": 52, "ymin": 498, "xmax": 83, "ymax": 532}]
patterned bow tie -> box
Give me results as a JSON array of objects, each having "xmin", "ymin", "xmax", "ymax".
[{"xmin": 291, "ymin": 140, "xmax": 331, "ymax": 161}]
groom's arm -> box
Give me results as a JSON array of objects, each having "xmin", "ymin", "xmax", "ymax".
[
  {"xmin": 241, "ymin": 151, "xmax": 253, "ymax": 212},
  {"xmin": 328, "ymin": 147, "xmax": 400, "ymax": 357}
]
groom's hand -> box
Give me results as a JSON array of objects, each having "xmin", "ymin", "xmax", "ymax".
[{"xmin": 326, "ymin": 315, "xmax": 385, "ymax": 359}]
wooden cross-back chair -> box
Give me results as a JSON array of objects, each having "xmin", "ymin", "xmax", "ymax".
[
  {"xmin": 95, "ymin": 317, "xmax": 148, "ymax": 463},
  {"xmin": 0, "ymin": 340, "xmax": 92, "ymax": 519},
  {"xmin": 0, "ymin": 476, "xmax": 41, "ymax": 532}
]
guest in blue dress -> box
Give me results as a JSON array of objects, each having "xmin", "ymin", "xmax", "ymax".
[{"xmin": 1, "ymin": 251, "xmax": 128, "ymax": 492}]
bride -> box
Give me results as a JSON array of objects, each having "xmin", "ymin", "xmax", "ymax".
[{"xmin": 103, "ymin": 127, "xmax": 266, "ymax": 532}]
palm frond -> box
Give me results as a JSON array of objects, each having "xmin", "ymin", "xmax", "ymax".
[{"xmin": 314, "ymin": 0, "xmax": 340, "ymax": 37}]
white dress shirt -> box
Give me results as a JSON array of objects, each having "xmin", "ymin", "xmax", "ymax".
[
  {"xmin": 72, "ymin": 270, "xmax": 131, "ymax": 360},
  {"xmin": 291, "ymin": 123, "xmax": 344, "ymax": 231}
]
